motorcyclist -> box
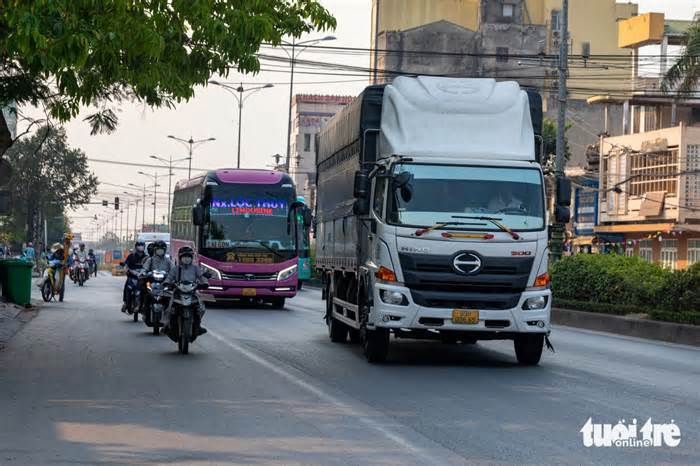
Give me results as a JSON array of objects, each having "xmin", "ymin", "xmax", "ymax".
[
  {"xmin": 122, "ymin": 241, "xmax": 147, "ymax": 312},
  {"xmin": 87, "ymin": 248, "xmax": 97, "ymax": 276},
  {"xmin": 75, "ymin": 243, "xmax": 88, "ymax": 261},
  {"xmin": 162, "ymin": 246, "xmax": 208, "ymax": 335},
  {"xmin": 143, "ymin": 240, "xmax": 172, "ymax": 274}
]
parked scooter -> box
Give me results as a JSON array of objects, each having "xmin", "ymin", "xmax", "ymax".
[
  {"xmin": 165, "ymin": 281, "xmax": 208, "ymax": 354},
  {"xmin": 143, "ymin": 270, "xmax": 168, "ymax": 335}
]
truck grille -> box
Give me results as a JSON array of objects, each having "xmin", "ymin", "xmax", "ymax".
[{"xmin": 399, "ymin": 252, "xmax": 533, "ymax": 310}]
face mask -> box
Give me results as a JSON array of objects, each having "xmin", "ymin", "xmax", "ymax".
[
  {"xmin": 136, "ymin": 246, "xmax": 145, "ymax": 252},
  {"xmin": 156, "ymin": 249, "xmax": 165, "ymax": 256},
  {"xmin": 180, "ymin": 256, "xmax": 193, "ymax": 265}
]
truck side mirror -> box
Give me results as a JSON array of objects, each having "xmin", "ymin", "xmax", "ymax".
[
  {"xmin": 353, "ymin": 170, "xmax": 370, "ymax": 199},
  {"xmin": 192, "ymin": 202, "xmax": 205, "ymax": 226},
  {"xmin": 556, "ymin": 176, "xmax": 572, "ymax": 207}
]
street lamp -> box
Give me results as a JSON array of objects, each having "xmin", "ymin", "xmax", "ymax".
[
  {"xmin": 129, "ymin": 181, "xmax": 159, "ymax": 231},
  {"xmin": 209, "ymin": 81, "xmax": 274, "ymax": 169},
  {"xmin": 280, "ymin": 35, "xmax": 337, "ymax": 171},
  {"xmin": 150, "ymin": 155, "xmax": 187, "ymax": 225},
  {"xmin": 167, "ymin": 135, "xmax": 216, "ymax": 178}
]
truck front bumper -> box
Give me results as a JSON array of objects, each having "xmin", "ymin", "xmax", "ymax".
[{"xmin": 370, "ymin": 283, "xmax": 551, "ymax": 334}]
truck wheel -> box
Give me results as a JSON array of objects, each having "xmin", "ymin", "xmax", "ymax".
[
  {"xmin": 514, "ymin": 334, "xmax": 544, "ymax": 366},
  {"xmin": 363, "ymin": 328, "xmax": 389, "ymax": 363},
  {"xmin": 328, "ymin": 316, "xmax": 348, "ymax": 343},
  {"xmin": 348, "ymin": 328, "xmax": 361, "ymax": 343}
]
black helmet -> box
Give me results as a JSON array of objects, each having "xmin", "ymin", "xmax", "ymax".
[
  {"xmin": 178, "ymin": 246, "xmax": 194, "ymax": 260},
  {"xmin": 154, "ymin": 240, "xmax": 167, "ymax": 251},
  {"xmin": 79, "ymin": 243, "xmax": 85, "ymax": 248},
  {"xmin": 135, "ymin": 240, "xmax": 145, "ymax": 248},
  {"xmin": 146, "ymin": 242, "xmax": 155, "ymax": 257},
  {"xmin": 88, "ymin": 248, "xmax": 94, "ymax": 253}
]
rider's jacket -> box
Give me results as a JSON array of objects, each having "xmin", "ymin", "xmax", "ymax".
[
  {"xmin": 124, "ymin": 252, "xmax": 146, "ymax": 271},
  {"xmin": 164, "ymin": 263, "xmax": 208, "ymax": 286},
  {"xmin": 143, "ymin": 255, "xmax": 173, "ymax": 274},
  {"xmin": 74, "ymin": 249, "xmax": 88, "ymax": 261}
]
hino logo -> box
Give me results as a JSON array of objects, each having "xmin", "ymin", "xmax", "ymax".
[
  {"xmin": 245, "ymin": 273, "xmax": 254, "ymax": 281},
  {"xmin": 453, "ymin": 252, "xmax": 482, "ymax": 275}
]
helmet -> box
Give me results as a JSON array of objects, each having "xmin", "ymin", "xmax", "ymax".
[
  {"xmin": 88, "ymin": 249, "xmax": 94, "ymax": 253},
  {"xmin": 79, "ymin": 243, "xmax": 85, "ymax": 248},
  {"xmin": 146, "ymin": 242, "xmax": 155, "ymax": 257},
  {"xmin": 154, "ymin": 240, "xmax": 167, "ymax": 251},
  {"xmin": 178, "ymin": 246, "xmax": 194, "ymax": 261},
  {"xmin": 134, "ymin": 240, "xmax": 146, "ymax": 253}
]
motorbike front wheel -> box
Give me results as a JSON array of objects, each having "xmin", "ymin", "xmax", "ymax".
[
  {"xmin": 178, "ymin": 316, "xmax": 192, "ymax": 354},
  {"xmin": 41, "ymin": 281, "xmax": 52, "ymax": 302},
  {"xmin": 152, "ymin": 312, "xmax": 161, "ymax": 335}
]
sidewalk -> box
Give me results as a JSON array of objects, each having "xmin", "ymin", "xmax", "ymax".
[{"xmin": 0, "ymin": 293, "xmax": 42, "ymax": 351}]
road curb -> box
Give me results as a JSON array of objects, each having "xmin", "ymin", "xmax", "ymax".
[{"xmin": 552, "ymin": 308, "xmax": 700, "ymax": 347}]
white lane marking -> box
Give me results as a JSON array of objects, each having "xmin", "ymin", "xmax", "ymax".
[{"xmin": 208, "ymin": 330, "xmax": 461, "ymax": 466}]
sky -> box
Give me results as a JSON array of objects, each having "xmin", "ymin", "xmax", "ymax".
[{"xmin": 27, "ymin": 0, "xmax": 698, "ymax": 238}]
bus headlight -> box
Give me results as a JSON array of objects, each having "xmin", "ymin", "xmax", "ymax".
[
  {"xmin": 277, "ymin": 264, "xmax": 298, "ymax": 281},
  {"xmin": 200, "ymin": 263, "xmax": 221, "ymax": 281}
]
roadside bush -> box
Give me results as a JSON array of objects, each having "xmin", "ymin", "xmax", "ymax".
[
  {"xmin": 551, "ymin": 254, "xmax": 671, "ymax": 308},
  {"xmin": 658, "ymin": 262, "xmax": 700, "ymax": 313}
]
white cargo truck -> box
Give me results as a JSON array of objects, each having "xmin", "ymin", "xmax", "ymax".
[{"xmin": 315, "ymin": 76, "xmax": 569, "ymax": 364}]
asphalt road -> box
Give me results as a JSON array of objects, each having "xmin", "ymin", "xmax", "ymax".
[{"xmin": 0, "ymin": 274, "xmax": 698, "ymax": 466}]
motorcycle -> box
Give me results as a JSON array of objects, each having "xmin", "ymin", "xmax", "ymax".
[
  {"xmin": 124, "ymin": 268, "xmax": 147, "ymax": 322},
  {"xmin": 76, "ymin": 258, "xmax": 89, "ymax": 286},
  {"xmin": 165, "ymin": 281, "xmax": 208, "ymax": 354},
  {"xmin": 143, "ymin": 270, "xmax": 168, "ymax": 335},
  {"xmin": 40, "ymin": 259, "xmax": 65, "ymax": 302}
]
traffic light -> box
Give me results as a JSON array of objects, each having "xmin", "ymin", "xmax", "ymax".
[
  {"xmin": 114, "ymin": 196, "xmax": 120, "ymax": 210},
  {"xmin": 102, "ymin": 200, "xmax": 108, "ymax": 207}
]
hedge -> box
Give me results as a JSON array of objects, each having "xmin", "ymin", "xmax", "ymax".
[{"xmin": 552, "ymin": 254, "xmax": 700, "ymax": 325}]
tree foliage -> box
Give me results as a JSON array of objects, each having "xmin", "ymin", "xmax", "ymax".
[
  {"xmin": 661, "ymin": 21, "xmax": 700, "ymax": 94},
  {"xmin": 0, "ymin": 0, "xmax": 336, "ymax": 145},
  {"xmin": 4, "ymin": 126, "xmax": 98, "ymax": 244}
]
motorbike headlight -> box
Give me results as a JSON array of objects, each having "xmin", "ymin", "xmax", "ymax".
[
  {"xmin": 277, "ymin": 264, "xmax": 297, "ymax": 282},
  {"xmin": 200, "ymin": 263, "xmax": 221, "ymax": 281}
]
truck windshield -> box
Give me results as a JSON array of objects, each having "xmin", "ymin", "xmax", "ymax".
[
  {"xmin": 387, "ymin": 163, "xmax": 545, "ymax": 231},
  {"xmin": 201, "ymin": 184, "xmax": 297, "ymax": 263}
]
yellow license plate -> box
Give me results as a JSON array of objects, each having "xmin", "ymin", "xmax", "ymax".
[
  {"xmin": 452, "ymin": 310, "xmax": 479, "ymax": 325},
  {"xmin": 242, "ymin": 288, "xmax": 257, "ymax": 297}
]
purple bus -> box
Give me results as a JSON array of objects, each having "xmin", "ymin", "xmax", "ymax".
[{"xmin": 171, "ymin": 169, "xmax": 309, "ymax": 308}]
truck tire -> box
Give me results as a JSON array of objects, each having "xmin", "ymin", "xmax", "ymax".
[
  {"xmin": 514, "ymin": 334, "xmax": 544, "ymax": 366},
  {"xmin": 363, "ymin": 328, "xmax": 389, "ymax": 363},
  {"xmin": 328, "ymin": 316, "xmax": 348, "ymax": 343}
]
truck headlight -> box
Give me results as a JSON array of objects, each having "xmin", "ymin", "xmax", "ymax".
[
  {"xmin": 277, "ymin": 264, "xmax": 297, "ymax": 281},
  {"xmin": 522, "ymin": 296, "xmax": 548, "ymax": 310},
  {"xmin": 380, "ymin": 290, "xmax": 408, "ymax": 306},
  {"xmin": 200, "ymin": 263, "xmax": 221, "ymax": 281}
]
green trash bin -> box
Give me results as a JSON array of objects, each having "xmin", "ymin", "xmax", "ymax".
[
  {"xmin": 0, "ymin": 259, "xmax": 7, "ymax": 297},
  {"xmin": 3, "ymin": 259, "xmax": 33, "ymax": 306}
]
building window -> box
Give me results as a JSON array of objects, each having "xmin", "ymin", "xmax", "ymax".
[
  {"xmin": 496, "ymin": 47, "xmax": 509, "ymax": 63},
  {"xmin": 551, "ymin": 10, "xmax": 561, "ymax": 31},
  {"xmin": 685, "ymin": 145, "xmax": 700, "ymax": 209},
  {"xmin": 688, "ymin": 239, "xmax": 700, "ymax": 265},
  {"xmin": 502, "ymin": 3, "xmax": 514, "ymax": 17},
  {"xmin": 627, "ymin": 149, "xmax": 679, "ymax": 197},
  {"xmin": 660, "ymin": 239, "xmax": 678, "ymax": 269},
  {"xmin": 303, "ymin": 134, "xmax": 311, "ymax": 152},
  {"xmin": 639, "ymin": 239, "xmax": 653, "ymax": 263}
]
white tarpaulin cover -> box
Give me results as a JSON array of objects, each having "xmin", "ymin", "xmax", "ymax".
[{"xmin": 380, "ymin": 77, "xmax": 535, "ymax": 161}]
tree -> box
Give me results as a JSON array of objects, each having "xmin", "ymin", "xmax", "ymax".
[
  {"xmin": 4, "ymin": 126, "xmax": 98, "ymax": 245},
  {"xmin": 0, "ymin": 1, "xmax": 335, "ymax": 155},
  {"xmin": 662, "ymin": 21, "xmax": 700, "ymax": 94},
  {"xmin": 542, "ymin": 117, "xmax": 571, "ymax": 173}
]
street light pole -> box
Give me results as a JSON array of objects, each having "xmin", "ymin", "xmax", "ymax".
[
  {"xmin": 167, "ymin": 135, "xmax": 216, "ymax": 179},
  {"xmin": 153, "ymin": 173, "xmax": 158, "ymax": 225},
  {"xmin": 151, "ymin": 155, "xmax": 187, "ymax": 226},
  {"xmin": 209, "ymin": 81, "xmax": 274, "ymax": 169}
]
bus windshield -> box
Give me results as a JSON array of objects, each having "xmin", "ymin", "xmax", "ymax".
[{"xmin": 201, "ymin": 184, "xmax": 297, "ymax": 263}]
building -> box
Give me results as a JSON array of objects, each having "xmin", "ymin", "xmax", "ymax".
[
  {"xmin": 369, "ymin": 0, "xmax": 639, "ymax": 168},
  {"xmin": 593, "ymin": 13, "xmax": 698, "ymax": 269},
  {"xmin": 288, "ymin": 94, "xmax": 353, "ymax": 205}
]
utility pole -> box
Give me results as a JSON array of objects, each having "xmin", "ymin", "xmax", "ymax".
[
  {"xmin": 153, "ymin": 173, "xmax": 158, "ymax": 226},
  {"xmin": 551, "ymin": 0, "xmax": 569, "ymax": 263}
]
